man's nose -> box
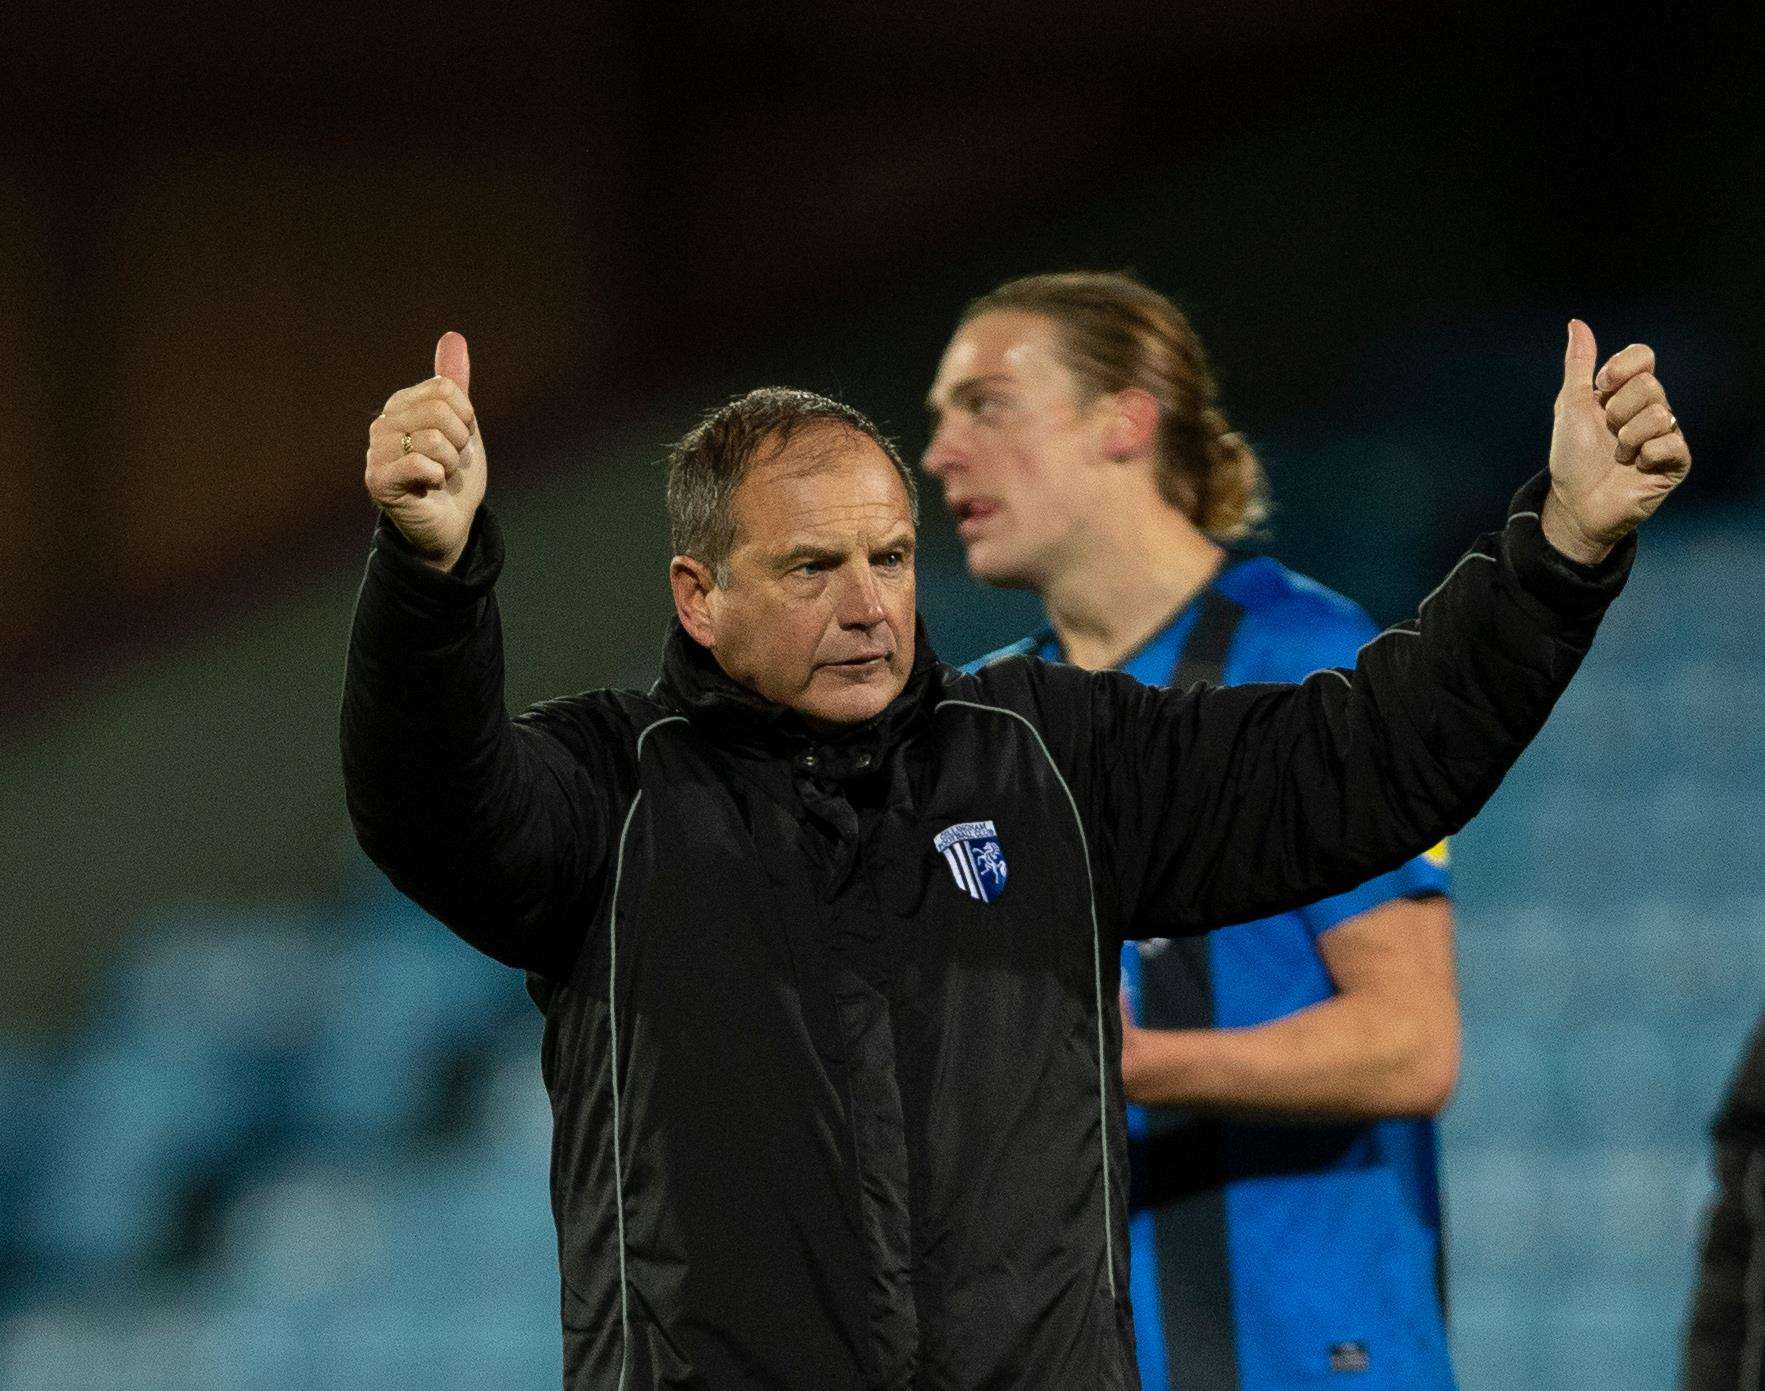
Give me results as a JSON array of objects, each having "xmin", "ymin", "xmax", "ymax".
[
  {"xmin": 921, "ymin": 423, "xmax": 965, "ymax": 477},
  {"xmin": 836, "ymin": 565, "xmax": 887, "ymax": 628}
]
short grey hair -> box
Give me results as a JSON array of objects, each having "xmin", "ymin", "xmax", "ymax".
[{"xmin": 665, "ymin": 387, "xmax": 918, "ymax": 580}]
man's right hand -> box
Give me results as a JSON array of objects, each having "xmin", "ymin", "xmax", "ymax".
[{"xmin": 365, "ymin": 331, "xmax": 487, "ymax": 572}]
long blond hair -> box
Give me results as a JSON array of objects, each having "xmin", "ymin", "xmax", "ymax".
[{"xmin": 962, "ymin": 271, "xmax": 1268, "ymax": 540}]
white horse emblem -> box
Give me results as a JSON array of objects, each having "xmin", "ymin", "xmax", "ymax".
[{"xmin": 933, "ymin": 820, "xmax": 1009, "ymax": 903}]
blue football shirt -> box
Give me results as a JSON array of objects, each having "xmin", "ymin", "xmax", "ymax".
[{"xmin": 968, "ymin": 556, "xmax": 1455, "ymax": 1391}]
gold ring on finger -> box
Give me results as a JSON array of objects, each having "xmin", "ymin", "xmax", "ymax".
[
  {"xmin": 1667, "ymin": 413, "xmax": 1679, "ymax": 434},
  {"xmin": 400, "ymin": 432, "xmax": 414, "ymax": 455}
]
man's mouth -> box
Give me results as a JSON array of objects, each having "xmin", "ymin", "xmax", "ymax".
[
  {"xmin": 952, "ymin": 498, "xmax": 1000, "ymax": 539},
  {"xmin": 824, "ymin": 652, "xmax": 890, "ymax": 670}
]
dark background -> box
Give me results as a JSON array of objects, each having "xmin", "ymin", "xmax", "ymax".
[{"xmin": 1, "ymin": 1, "xmax": 1758, "ymax": 1023}]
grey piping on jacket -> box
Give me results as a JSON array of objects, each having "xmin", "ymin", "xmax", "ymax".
[{"xmin": 608, "ymin": 714, "xmax": 690, "ymax": 1390}]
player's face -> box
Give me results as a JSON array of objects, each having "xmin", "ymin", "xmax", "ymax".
[
  {"xmin": 923, "ymin": 310, "xmax": 1103, "ymax": 590},
  {"xmin": 707, "ymin": 427, "xmax": 918, "ymax": 729}
]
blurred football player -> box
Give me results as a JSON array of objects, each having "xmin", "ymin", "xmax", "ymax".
[{"xmin": 927, "ymin": 272, "xmax": 1461, "ymax": 1389}]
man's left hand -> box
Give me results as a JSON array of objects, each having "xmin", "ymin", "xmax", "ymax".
[{"xmin": 1542, "ymin": 319, "xmax": 1691, "ymax": 565}]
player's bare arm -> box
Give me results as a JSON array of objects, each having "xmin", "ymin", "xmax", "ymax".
[{"xmin": 1120, "ymin": 898, "xmax": 1461, "ymax": 1120}]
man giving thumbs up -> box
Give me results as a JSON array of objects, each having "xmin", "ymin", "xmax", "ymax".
[{"xmin": 344, "ymin": 322, "xmax": 1686, "ymax": 1391}]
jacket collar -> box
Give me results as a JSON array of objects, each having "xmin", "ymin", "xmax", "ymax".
[{"xmin": 654, "ymin": 617, "xmax": 944, "ymax": 766}]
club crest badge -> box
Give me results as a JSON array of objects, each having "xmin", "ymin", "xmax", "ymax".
[{"xmin": 933, "ymin": 820, "xmax": 1008, "ymax": 903}]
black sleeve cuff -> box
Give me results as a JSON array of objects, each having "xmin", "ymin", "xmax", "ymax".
[
  {"xmin": 1501, "ymin": 471, "xmax": 1636, "ymax": 620},
  {"xmin": 370, "ymin": 507, "xmax": 506, "ymax": 618}
]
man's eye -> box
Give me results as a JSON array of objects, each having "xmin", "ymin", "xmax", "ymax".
[
  {"xmin": 877, "ymin": 551, "xmax": 905, "ymax": 569},
  {"xmin": 797, "ymin": 563, "xmax": 823, "ymax": 576}
]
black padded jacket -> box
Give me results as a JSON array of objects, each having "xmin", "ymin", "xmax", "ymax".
[{"xmin": 341, "ymin": 472, "xmax": 1630, "ymax": 1391}]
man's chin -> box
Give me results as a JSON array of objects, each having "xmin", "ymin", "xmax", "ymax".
[
  {"xmin": 794, "ymin": 672, "xmax": 905, "ymax": 730},
  {"xmin": 965, "ymin": 545, "xmax": 1036, "ymax": 592}
]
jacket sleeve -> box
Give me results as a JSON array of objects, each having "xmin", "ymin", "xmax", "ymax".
[
  {"xmin": 1094, "ymin": 472, "xmax": 1633, "ymax": 937},
  {"xmin": 340, "ymin": 507, "xmax": 621, "ymax": 977}
]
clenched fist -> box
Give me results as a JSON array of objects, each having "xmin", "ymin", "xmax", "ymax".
[
  {"xmin": 1542, "ymin": 320, "xmax": 1691, "ymax": 565},
  {"xmin": 366, "ymin": 331, "xmax": 487, "ymax": 572}
]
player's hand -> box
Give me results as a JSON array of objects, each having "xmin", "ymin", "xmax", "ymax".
[
  {"xmin": 365, "ymin": 331, "xmax": 487, "ymax": 572},
  {"xmin": 1541, "ymin": 320, "xmax": 1690, "ymax": 564}
]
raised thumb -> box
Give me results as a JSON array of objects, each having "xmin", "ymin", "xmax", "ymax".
[
  {"xmin": 1562, "ymin": 319, "xmax": 1597, "ymax": 395},
  {"xmin": 434, "ymin": 330, "xmax": 470, "ymax": 394}
]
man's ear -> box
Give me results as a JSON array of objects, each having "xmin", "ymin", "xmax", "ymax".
[
  {"xmin": 670, "ymin": 555, "xmax": 720, "ymax": 648},
  {"xmin": 1101, "ymin": 388, "xmax": 1161, "ymax": 461}
]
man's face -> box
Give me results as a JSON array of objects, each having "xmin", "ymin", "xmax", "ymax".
[
  {"xmin": 923, "ymin": 310, "xmax": 1103, "ymax": 589},
  {"xmin": 699, "ymin": 427, "xmax": 917, "ymax": 729}
]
